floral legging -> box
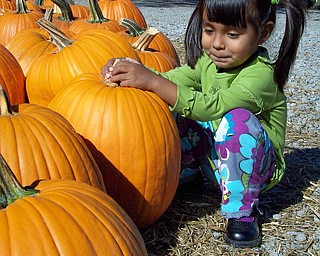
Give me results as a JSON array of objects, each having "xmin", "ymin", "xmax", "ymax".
[{"xmin": 175, "ymin": 108, "xmax": 275, "ymax": 219}]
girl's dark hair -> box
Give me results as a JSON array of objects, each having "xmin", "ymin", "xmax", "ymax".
[{"xmin": 184, "ymin": 0, "xmax": 307, "ymax": 92}]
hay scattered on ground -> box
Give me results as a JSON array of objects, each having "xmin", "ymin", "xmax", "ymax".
[{"xmin": 142, "ymin": 40, "xmax": 320, "ymax": 256}]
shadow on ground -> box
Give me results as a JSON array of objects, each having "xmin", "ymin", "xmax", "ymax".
[
  {"xmin": 141, "ymin": 146, "xmax": 320, "ymax": 255},
  {"xmin": 260, "ymin": 146, "xmax": 320, "ymax": 221}
]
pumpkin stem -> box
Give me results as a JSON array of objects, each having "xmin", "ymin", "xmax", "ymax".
[
  {"xmin": 14, "ymin": 0, "xmax": 30, "ymax": 14},
  {"xmin": 0, "ymin": 154, "xmax": 39, "ymax": 209},
  {"xmin": 0, "ymin": 85, "xmax": 13, "ymax": 116},
  {"xmin": 119, "ymin": 18, "xmax": 146, "ymax": 37},
  {"xmin": 35, "ymin": 0, "xmax": 45, "ymax": 6},
  {"xmin": 131, "ymin": 27, "xmax": 159, "ymax": 52},
  {"xmin": 51, "ymin": 0, "xmax": 74, "ymax": 22},
  {"xmin": 86, "ymin": 0, "xmax": 108, "ymax": 23},
  {"xmin": 44, "ymin": 7, "xmax": 54, "ymax": 21},
  {"xmin": 36, "ymin": 18, "xmax": 74, "ymax": 51}
]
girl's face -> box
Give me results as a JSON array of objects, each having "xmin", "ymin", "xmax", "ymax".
[{"xmin": 201, "ymin": 18, "xmax": 264, "ymax": 69}]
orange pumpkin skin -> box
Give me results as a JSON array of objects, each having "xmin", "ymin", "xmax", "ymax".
[
  {"xmin": 98, "ymin": 0, "xmax": 147, "ymax": 28},
  {"xmin": 0, "ymin": 44, "xmax": 26, "ymax": 104},
  {"xmin": 0, "ymin": 179, "xmax": 148, "ymax": 255},
  {"xmin": 0, "ymin": 100, "xmax": 106, "ymax": 191},
  {"xmin": 136, "ymin": 50, "xmax": 179, "ymax": 72},
  {"xmin": 70, "ymin": 4, "xmax": 90, "ymax": 19},
  {"xmin": 26, "ymin": 29, "xmax": 140, "ymax": 107},
  {"xmin": 6, "ymin": 28, "xmax": 58, "ymax": 76},
  {"xmin": 0, "ymin": 0, "xmax": 15, "ymax": 10},
  {"xmin": 48, "ymin": 73, "xmax": 181, "ymax": 228},
  {"xmin": 68, "ymin": 18, "xmax": 124, "ymax": 34},
  {"xmin": 118, "ymin": 24, "xmax": 180, "ymax": 65},
  {"xmin": 0, "ymin": 7, "xmax": 43, "ymax": 46}
]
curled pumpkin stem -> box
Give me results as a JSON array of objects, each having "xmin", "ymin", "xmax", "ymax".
[
  {"xmin": 131, "ymin": 27, "xmax": 159, "ymax": 52},
  {"xmin": 119, "ymin": 18, "xmax": 146, "ymax": 37},
  {"xmin": 36, "ymin": 18, "xmax": 74, "ymax": 51}
]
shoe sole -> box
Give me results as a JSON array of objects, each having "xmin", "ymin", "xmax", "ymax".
[{"xmin": 224, "ymin": 234, "xmax": 262, "ymax": 248}]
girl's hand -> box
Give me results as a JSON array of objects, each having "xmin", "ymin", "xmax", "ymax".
[
  {"xmin": 102, "ymin": 57, "xmax": 178, "ymax": 107},
  {"xmin": 109, "ymin": 59, "xmax": 158, "ymax": 91},
  {"xmin": 101, "ymin": 58, "xmax": 140, "ymax": 81}
]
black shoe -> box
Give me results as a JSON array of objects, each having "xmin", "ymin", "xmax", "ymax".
[{"xmin": 224, "ymin": 217, "xmax": 261, "ymax": 248}]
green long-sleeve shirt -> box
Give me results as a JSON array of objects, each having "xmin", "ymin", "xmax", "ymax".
[{"xmin": 159, "ymin": 48, "xmax": 287, "ymax": 190}]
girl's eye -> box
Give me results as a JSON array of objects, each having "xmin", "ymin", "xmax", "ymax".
[
  {"xmin": 228, "ymin": 32, "xmax": 240, "ymax": 38},
  {"xmin": 203, "ymin": 28, "xmax": 214, "ymax": 33},
  {"xmin": 228, "ymin": 32, "xmax": 240, "ymax": 39}
]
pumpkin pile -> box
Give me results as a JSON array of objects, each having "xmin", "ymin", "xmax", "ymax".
[{"xmin": 0, "ymin": 0, "xmax": 182, "ymax": 252}]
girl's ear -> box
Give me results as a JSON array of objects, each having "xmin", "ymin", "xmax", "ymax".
[{"xmin": 259, "ymin": 21, "xmax": 275, "ymax": 44}]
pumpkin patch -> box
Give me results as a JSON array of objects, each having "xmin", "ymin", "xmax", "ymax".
[{"xmin": 0, "ymin": 0, "xmax": 182, "ymax": 247}]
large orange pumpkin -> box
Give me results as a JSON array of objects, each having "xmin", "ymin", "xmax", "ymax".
[
  {"xmin": 0, "ymin": 154, "xmax": 148, "ymax": 256},
  {"xmin": 0, "ymin": 86, "xmax": 105, "ymax": 191},
  {"xmin": 0, "ymin": 44, "xmax": 26, "ymax": 104},
  {"xmin": 26, "ymin": 18, "xmax": 140, "ymax": 107},
  {"xmin": 48, "ymin": 73, "xmax": 181, "ymax": 228}
]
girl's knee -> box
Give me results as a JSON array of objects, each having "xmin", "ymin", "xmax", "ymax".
[{"xmin": 215, "ymin": 108, "xmax": 264, "ymax": 143}]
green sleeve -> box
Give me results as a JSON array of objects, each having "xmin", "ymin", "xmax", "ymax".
[{"xmin": 163, "ymin": 56, "xmax": 279, "ymax": 125}]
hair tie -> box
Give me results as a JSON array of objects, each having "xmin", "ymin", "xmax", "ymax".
[{"xmin": 271, "ymin": 0, "xmax": 280, "ymax": 5}]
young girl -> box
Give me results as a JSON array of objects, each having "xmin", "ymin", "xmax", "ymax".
[{"xmin": 102, "ymin": 0, "xmax": 306, "ymax": 248}]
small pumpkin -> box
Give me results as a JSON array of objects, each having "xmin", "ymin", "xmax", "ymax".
[
  {"xmin": 48, "ymin": 73, "xmax": 181, "ymax": 228},
  {"xmin": 0, "ymin": 154, "xmax": 148, "ymax": 256}
]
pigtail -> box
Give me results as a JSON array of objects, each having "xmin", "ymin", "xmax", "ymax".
[
  {"xmin": 184, "ymin": 3, "xmax": 203, "ymax": 68},
  {"xmin": 274, "ymin": 0, "xmax": 307, "ymax": 92}
]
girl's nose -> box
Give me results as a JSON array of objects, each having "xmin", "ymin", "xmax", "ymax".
[{"xmin": 212, "ymin": 34, "xmax": 225, "ymax": 50}]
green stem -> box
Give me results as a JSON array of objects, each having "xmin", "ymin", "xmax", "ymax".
[
  {"xmin": 86, "ymin": 0, "xmax": 108, "ymax": 23},
  {"xmin": 0, "ymin": 87, "xmax": 39, "ymax": 208},
  {"xmin": 14, "ymin": 0, "xmax": 30, "ymax": 14},
  {"xmin": 36, "ymin": 18, "xmax": 74, "ymax": 51},
  {"xmin": 0, "ymin": 154, "xmax": 39, "ymax": 209},
  {"xmin": 119, "ymin": 18, "xmax": 146, "ymax": 37},
  {"xmin": 51, "ymin": 0, "xmax": 74, "ymax": 22},
  {"xmin": 35, "ymin": 0, "xmax": 43, "ymax": 6}
]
